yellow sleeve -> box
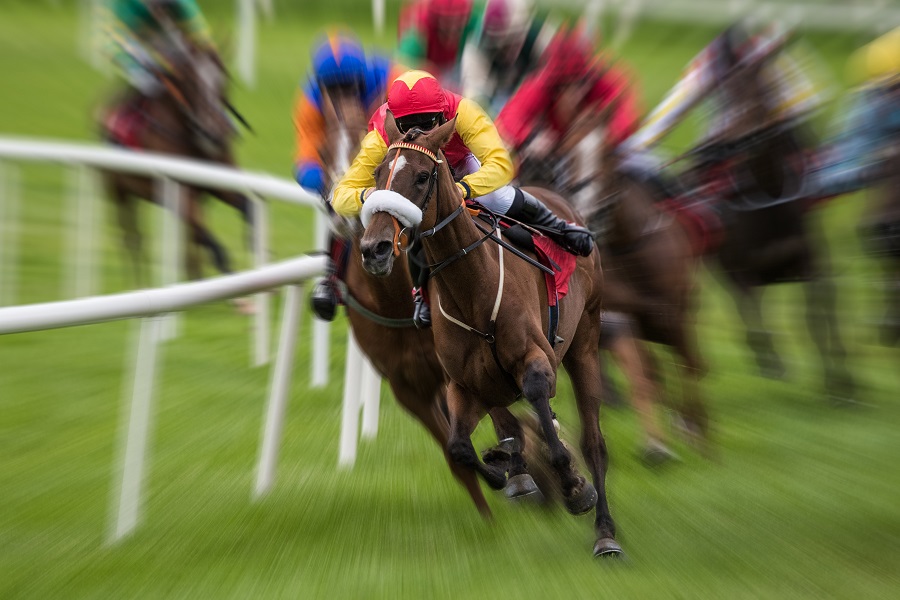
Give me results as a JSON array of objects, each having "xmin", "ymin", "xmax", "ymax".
[
  {"xmin": 331, "ymin": 130, "xmax": 388, "ymax": 217},
  {"xmin": 455, "ymin": 98, "xmax": 515, "ymax": 198}
]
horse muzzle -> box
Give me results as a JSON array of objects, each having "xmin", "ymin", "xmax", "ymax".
[{"xmin": 360, "ymin": 239, "xmax": 395, "ymax": 277}]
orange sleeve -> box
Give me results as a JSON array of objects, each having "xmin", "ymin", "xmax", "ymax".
[{"xmin": 292, "ymin": 93, "xmax": 326, "ymax": 167}]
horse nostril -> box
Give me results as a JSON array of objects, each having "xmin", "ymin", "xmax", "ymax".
[
  {"xmin": 362, "ymin": 240, "xmax": 392, "ymax": 262},
  {"xmin": 373, "ymin": 240, "xmax": 392, "ymax": 260}
]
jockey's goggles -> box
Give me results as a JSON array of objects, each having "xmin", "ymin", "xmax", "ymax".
[{"xmin": 396, "ymin": 112, "xmax": 445, "ymax": 134}]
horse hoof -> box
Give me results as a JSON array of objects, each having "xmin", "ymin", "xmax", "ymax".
[
  {"xmin": 505, "ymin": 474, "xmax": 544, "ymax": 503},
  {"xmin": 640, "ymin": 441, "xmax": 679, "ymax": 467},
  {"xmin": 593, "ymin": 537, "xmax": 624, "ymax": 558},
  {"xmin": 564, "ymin": 481, "xmax": 597, "ymax": 516}
]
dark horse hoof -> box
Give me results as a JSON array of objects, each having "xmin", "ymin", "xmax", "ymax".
[
  {"xmin": 505, "ymin": 474, "xmax": 545, "ymax": 503},
  {"xmin": 593, "ymin": 537, "xmax": 624, "ymax": 558},
  {"xmin": 564, "ymin": 481, "xmax": 598, "ymax": 516}
]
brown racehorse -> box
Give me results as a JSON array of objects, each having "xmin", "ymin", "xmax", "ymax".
[
  {"xmin": 100, "ymin": 39, "xmax": 252, "ymax": 287},
  {"xmin": 518, "ymin": 121, "xmax": 709, "ymax": 451},
  {"xmin": 686, "ymin": 49, "xmax": 855, "ymax": 401},
  {"xmin": 326, "ymin": 88, "xmax": 552, "ymax": 515},
  {"xmin": 359, "ymin": 114, "xmax": 622, "ymax": 557}
]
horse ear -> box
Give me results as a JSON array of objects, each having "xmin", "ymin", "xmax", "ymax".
[
  {"xmin": 429, "ymin": 115, "xmax": 457, "ymax": 149},
  {"xmin": 385, "ymin": 110, "xmax": 402, "ymax": 143}
]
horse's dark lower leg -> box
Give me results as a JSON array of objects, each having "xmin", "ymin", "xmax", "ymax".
[
  {"xmin": 561, "ymin": 335, "xmax": 621, "ymax": 556},
  {"xmin": 192, "ymin": 224, "xmax": 232, "ymax": 274},
  {"xmin": 521, "ymin": 357, "xmax": 592, "ymax": 511},
  {"xmin": 115, "ymin": 193, "xmax": 146, "ymax": 288},
  {"xmin": 487, "ymin": 407, "xmax": 529, "ymax": 478},
  {"xmin": 391, "ymin": 382, "xmax": 491, "ymax": 517},
  {"xmin": 733, "ymin": 284, "xmax": 784, "ymax": 378},
  {"xmin": 446, "ymin": 383, "xmax": 507, "ymax": 491},
  {"xmin": 804, "ymin": 275, "xmax": 855, "ymax": 399}
]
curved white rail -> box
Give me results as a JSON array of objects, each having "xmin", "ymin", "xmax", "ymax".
[{"xmin": 0, "ymin": 255, "xmax": 326, "ymax": 334}]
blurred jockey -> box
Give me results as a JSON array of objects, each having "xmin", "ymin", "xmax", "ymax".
[
  {"xmin": 397, "ymin": 0, "xmax": 480, "ymax": 89},
  {"xmin": 621, "ymin": 21, "xmax": 824, "ymax": 157},
  {"xmin": 495, "ymin": 25, "xmax": 641, "ymax": 184},
  {"xmin": 328, "ymin": 69, "xmax": 594, "ymax": 326},
  {"xmin": 293, "ymin": 31, "xmax": 394, "ymax": 197},
  {"xmin": 101, "ymin": 0, "xmax": 216, "ymax": 145},
  {"xmin": 105, "ymin": 0, "xmax": 213, "ymax": 97},
  {"xmin": 810, "ymin": 27, "xmax": 900, "ymax": 197},
  {"xmin": 295, "ymin": 32, "xmax": 400, "ymax": 321},
  {"xmin": 460, "ymin": 0, "xmax": 556, "ymax": 116}
]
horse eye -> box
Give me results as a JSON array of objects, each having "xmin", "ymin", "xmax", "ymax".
[{"xmin": 416, "ymin": 172, "xmax": 430, "ymax": 185}]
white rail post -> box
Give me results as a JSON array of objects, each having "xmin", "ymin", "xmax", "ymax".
[
  {"xmin": 109, "ymin": 315, "xmax": 164, "ymax": 542},
  {"xmin": 254, "ymin": 284, "xmax": 302, "ymax": 497},
  {"xmin": 0, "ymin": 161, "xmax": 21, "ymax": 307},
  {"xmin": 236, "ymin": 0, "xmax": 257, "ymax": 88},
  {"xmin": 65, "ymin": 164, "xmax": 98, "ymax": 299},
  {"xmin": 251, "ymin": 194, "xmax": 270, "ymax": 366},
  {"xmin": 311, "ymin": 209, "xmax": 330, "ymax": 387},
  {"xmin": 373, "ymin": 0, "xmax": 386, "ymax": 36},
  {"xmin": 360, "ymin": 361, "xmax": 381, "ymax": 439},
  {"xmin": 157, "ymin": 177, "xmax": 182, "ymax": 339},
  {"xmin": 338, "ymin": 330, "xmax": 364, "ymax": 466}
]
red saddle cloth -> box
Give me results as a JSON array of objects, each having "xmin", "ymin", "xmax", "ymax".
[
  {"xmin": 532, "ymin": 235, "xmax": 577, "ymax": 307},
  {"xmin": 103, "ymin": 101, "xmax": 145, "ymax": 149},
  {"xmin": 659, "ymin": 197, "xmax": 724, "ymax": 257}
]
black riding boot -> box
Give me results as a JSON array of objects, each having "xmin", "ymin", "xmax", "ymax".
[
  {"xmin": 311, "ymin": 234, "xmax": 348, "ymax": 321},
  {"xmin": 409, "ymin": 242, "xmax": 432, "ymax": 328},
  {"xmin": 507, "ymin": 188, "xmax": 595, "ymax": 257}
]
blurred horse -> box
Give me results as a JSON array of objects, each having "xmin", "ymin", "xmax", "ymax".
[
  {"xmin": 359, "ymin": 115, "xmax": 622, "ymax": 556},
  {"xmin": 686, "ymin": 48, "xmax": 855, "ymax": 400},
  {"xmin": 99, "ymin": 36, "xmax": 252, "ymax": 287},
  {"xmin": 518, "ymin": 113, "xmax": 709, "ymax": 451}
]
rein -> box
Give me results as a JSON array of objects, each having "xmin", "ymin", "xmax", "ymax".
[{"xmin": 337, "ymin": 281, "xmax": 417, "ymax": 328}]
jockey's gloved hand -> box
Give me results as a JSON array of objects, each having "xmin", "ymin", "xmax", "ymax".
[{"xmin": 295, "ymin": 163, "xmax": 327, "ymax": 197}]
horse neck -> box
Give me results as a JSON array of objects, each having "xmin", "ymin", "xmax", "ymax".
[
  {"xmin": 609, "ymin": 175, "xmax": 658, "ymax": 247},
  {"xmin": 142, "ymin": 93, "xmax": 194, "ymax": 154},
  {"xmin": 421, "ymin": 160, "xmax": 499, "ymax": 305}
]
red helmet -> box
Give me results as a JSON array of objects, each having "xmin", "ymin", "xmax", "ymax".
[
  {"xmin": 387, "ymin": 70, "xmax": 447, "ymax": 120},
  {"xmin": 542, "ymin": 26, "xmax": 596, "ymax": 86}
]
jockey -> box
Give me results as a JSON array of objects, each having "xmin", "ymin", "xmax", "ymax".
[
  {"xmin": 397, "ymin": 0, "xmax": 481, "ymax": 89},
  {"xmin": 620, "ymin": 21, "xmax": 824, "ymax": 157},
  {"xmin": 296, "ymin": 33, "xmax": 400, "ymax": 321},
  {"xmin": 293, "ymin": 32, "xmax": 394, "ymax": 197},
  {"xmin": 460, "ymin": 0, "xmax": 556, "ymax": 116},
  {"xmin": 105, "ymin": 0, "xmax": 213, "ymax": 97},
  {"xmin": 495, "ymin": 24, "xmax": 642, "ymax": 198},
  {"xmin": 329, "ymin": 69, "xmax": 595, "ymax": 326},
  {"xmin": 810, "ymin": 27, "xmax": 900, "ymax": 197}
]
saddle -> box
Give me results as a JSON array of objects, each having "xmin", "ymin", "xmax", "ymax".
[{"xmin": 103, "ymin": 94, "xmax": 147, "ymax": 149}]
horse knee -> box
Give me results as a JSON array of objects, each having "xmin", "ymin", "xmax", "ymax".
[{"xmin": 522, "ymin": 360, "xmax": 553, "ymax": 404}]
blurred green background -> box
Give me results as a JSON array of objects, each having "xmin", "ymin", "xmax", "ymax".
[{"xmin": 0, "ymin": 1, "xmax": 898, "ymax": 598}]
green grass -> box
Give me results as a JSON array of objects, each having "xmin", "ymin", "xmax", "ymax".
[{"xmin": 1, "ymin": 2, "xmax": 899, "ymax": 599}]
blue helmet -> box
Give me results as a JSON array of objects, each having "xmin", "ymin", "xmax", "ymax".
[{"xmin": 312, "ymin": 32, "xmax": 367, "ymax": 88}]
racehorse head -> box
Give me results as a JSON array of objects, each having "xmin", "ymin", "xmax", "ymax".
[{"xmin": 359, "ymin": 112, "xmax": 457, "ymax": 276}]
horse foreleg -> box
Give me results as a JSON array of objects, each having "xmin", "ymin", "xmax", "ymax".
[
  {"xmin": 391, "ymin": 382, "xmax": 491, "ymax": 518},
  {"xmin": 731, "ymin": 282, "xmax": 785, "ymax": 379},
  {"xmin": 445, "ymin": 382, "xmax": 507, "ymax": 493},
  {"xmin": 115, "ymin": 193, "xmax": 146, "ymax": 288},
  {"xmin": 486, "ymin": 407, "xmax": 542, "ymax": 502},
  {"xmin": 187, "ymin": 199, "xmax": 232, "ymax": 276},
  {"xmin": 561, "ymin": 331, "xmax": 622, "ymax": 557},
  {"xmin": 520, "ymin": 352, "xmax": 596, "ymax": 516},
  {"xmin": 804, "ymin": 274, "xmax": 855, "ymax": 401}
]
